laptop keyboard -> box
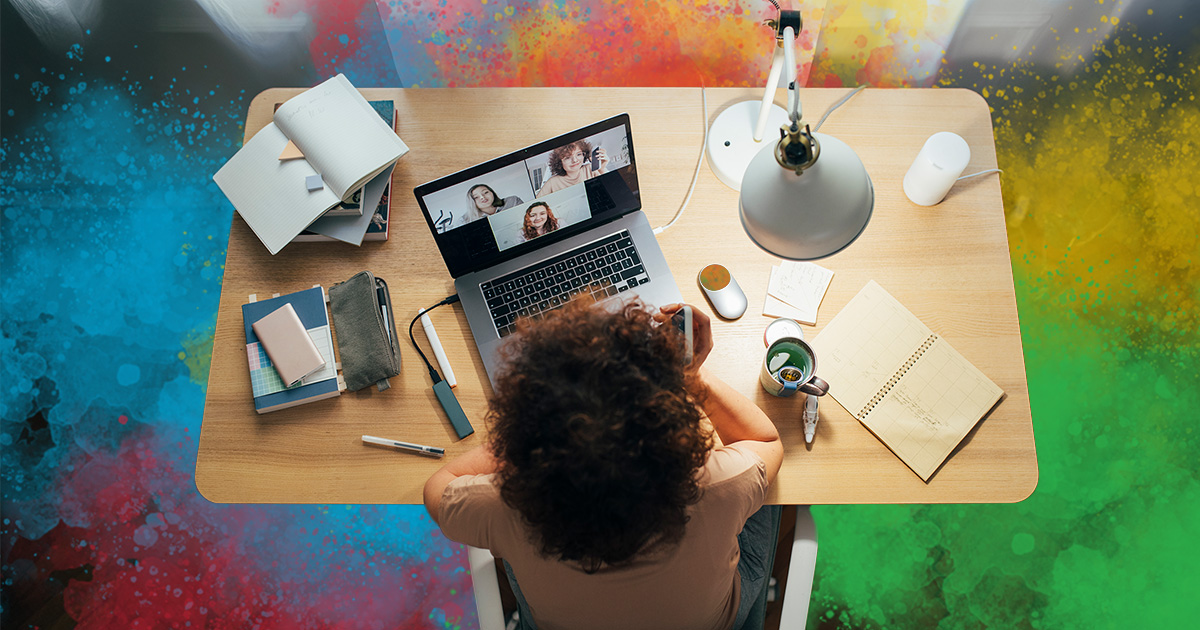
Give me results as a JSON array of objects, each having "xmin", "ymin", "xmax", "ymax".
[{"xmin": 481, "ymin": 230, "xmax": 649, "ymax": 337}]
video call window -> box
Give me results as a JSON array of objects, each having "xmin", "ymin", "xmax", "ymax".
[
  {"xmin": 416, "ymin": 124, "xmax": 634, "ymax": 264},
  {"xmin": 420, "ymin": 162, "xmax": 536, "ymax": 235},
  {"xmin": 489, "ymin": 185, "xmax": 592, "ymax": 251},
  {"xmin": 526, "ymin": 126, "xmax": 632, "ymax": 199}
]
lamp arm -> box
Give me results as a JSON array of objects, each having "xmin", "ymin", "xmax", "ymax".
[
  {"xmin": 753, "ymin": 45, "xmax": 787, "ymax": 142},
  {"xmin": 783, "ymin": 26, "xmax": 801, "ymax": 125}
]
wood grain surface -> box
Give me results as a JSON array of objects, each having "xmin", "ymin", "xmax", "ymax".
[{"xmin": 196, "ymin": 87, "xmax": 1038, "ymax": 504}]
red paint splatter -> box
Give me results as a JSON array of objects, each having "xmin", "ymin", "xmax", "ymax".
[{"xmin": 10, "ymin": 425, "xmax": 474, "ymax": 629}]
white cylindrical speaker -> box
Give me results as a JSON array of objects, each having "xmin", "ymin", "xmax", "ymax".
[{"xmin": 903, "ymin": 132, "xmax": 971, "ymax": 206}]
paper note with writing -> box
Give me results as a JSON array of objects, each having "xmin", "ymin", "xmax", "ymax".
[
  {"xmin": 764, "ymin": 266, "xmax": 812, "ymax": 322},
  {"xmin": 811, "ymin": 280, "xmax": 1004, "ymax": 481},
  {"xmin": 764, "ymin": 261, "xmax": 833, "ymax": 325}
]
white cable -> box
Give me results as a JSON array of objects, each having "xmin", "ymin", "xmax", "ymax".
[
  {"xmin": 653, "ymin": 87, "xmax": 708, "ymax": 235},
  {"xmin": 958, "ymin": 168, "xmax": 1002, "ymax": 181},
  {"xmin": 813, "ymin": 84, "xmax": 867, "ymax": 133}
]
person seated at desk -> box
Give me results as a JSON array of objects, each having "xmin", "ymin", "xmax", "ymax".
[
  {"xmin": 424, "ymin": 299, "xmax": 784, "ymax": 630},
  {"xmin": 536, "ymin": 140, "xmax": 608, "ymax": 197}
]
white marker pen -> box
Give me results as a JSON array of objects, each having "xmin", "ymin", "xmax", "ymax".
[
  {"xmin": 419, "ymin": 308, "xmax": 456, "ymax": 388},
  {"xmin": 362, "ymin": 435, "xmax": 445, "ymax": 457},
  {"xmin": 804, "ymin": 395, "xmax": 820, "ymax": 444}
]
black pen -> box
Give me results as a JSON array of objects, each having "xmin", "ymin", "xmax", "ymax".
[{"xmin": 376, "ymin": 286, "xmax": 392, "ymax": 345}]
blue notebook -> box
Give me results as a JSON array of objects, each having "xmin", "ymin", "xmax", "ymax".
[{"xmin": 242, "ymin": 286, "xmax": 341, "ymax": 413}]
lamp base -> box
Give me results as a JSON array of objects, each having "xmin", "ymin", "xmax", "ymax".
[{"xmin": 706, "ymin": 100, "xmax": 790, "ymax": 191}]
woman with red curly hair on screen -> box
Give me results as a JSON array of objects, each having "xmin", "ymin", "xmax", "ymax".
[
  {"xmin": 536, "ymin": 139, "xmax": 609, "ymax": 197},
  {"xmin": 519, "ymin": 201, "xmax": 560, "ymax": 242},
  {"xmin": 424, "ymin": 298, "xmax": 784, "ymax": 630}
]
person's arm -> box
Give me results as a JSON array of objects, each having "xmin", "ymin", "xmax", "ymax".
[
  {"xmin": 697, "ymin": 367, "xmax": 783, "ymax": 483},
  {"xmin": 658, "ymin": 303, "xmax": 783, "ymax": 483},
  {"xmin": 423, "ymin": 445, "xmax": 500, "ymax": 525}
]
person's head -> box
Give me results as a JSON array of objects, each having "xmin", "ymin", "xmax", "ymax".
[
  {"xmin": 467, "ymin": 184, "xmax": 502, "ymax": 216},
  {"xmin": 548, "ymin": 140, "xmax": 593, "ymax": 178},
  {"xmin": 522, "ymin": 201, "xmax": 558, "ymax": 239},
  {"xmin": 488, "ymin": 298, "xmax": 711, "ymax": 573}
]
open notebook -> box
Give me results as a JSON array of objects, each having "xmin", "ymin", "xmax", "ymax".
[{"xmin": 811, "ymin": 281, "xmax": 1004, "ymax": 481}]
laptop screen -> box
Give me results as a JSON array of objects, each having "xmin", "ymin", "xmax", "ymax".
[{"xmin": 414, "ymin": 114, "xmax": 640, "ymax": 278}]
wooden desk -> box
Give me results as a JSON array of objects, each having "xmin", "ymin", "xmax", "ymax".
[{"xmin": 197, "ymin": 87, "xmax": 1037, "ymax": 505}]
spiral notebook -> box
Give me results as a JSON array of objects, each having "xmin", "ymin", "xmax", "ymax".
[{"xmin": 811, "ymin": 281, "xmax": 1004, "ymax": 481}]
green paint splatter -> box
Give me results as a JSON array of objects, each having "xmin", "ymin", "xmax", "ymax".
[{"xmin": 807, "ymin": 6, "xmax": 1199, "ymax": 629}]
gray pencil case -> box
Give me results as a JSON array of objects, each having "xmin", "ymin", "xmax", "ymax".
[{"xmin": 329, "ymin": 271, "xmax": 401, "ymax": 392}]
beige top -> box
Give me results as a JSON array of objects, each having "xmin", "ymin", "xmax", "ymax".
[
  {"xmin": 537, "ymin": 163, "xmax": 599, "ymax": 196},
  {"xmin": 439, "ymin": 444, "xmax": 768, "ymax": 630}
]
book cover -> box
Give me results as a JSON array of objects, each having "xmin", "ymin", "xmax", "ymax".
[
  {"xmin": 322, "ymin": 186, "xmax": 364, "ymax": 217},
  {"xmin": 294, "ymin": 180, "xmax": 391, "ymax": 243},
  {"xmin": 242, "ymin": 286, "xmax": 341, "ymax": 414}
]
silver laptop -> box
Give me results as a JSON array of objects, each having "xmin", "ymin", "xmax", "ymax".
[{"xmin": 414, "ymin": 114, "xmax": 683, "ymax": 385}]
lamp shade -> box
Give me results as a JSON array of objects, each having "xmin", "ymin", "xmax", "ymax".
[{"xmin": 739, "ymin": 132, "xmax": 874, "ymax": 260}]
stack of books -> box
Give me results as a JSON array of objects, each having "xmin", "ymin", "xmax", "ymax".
[
  {"xmin": 242, "ymin": 286, "xmax": 344, "ymax": 413},
  {"xmin": 213, "ymin": 74, "xmax": 407, "ymax": 254}
]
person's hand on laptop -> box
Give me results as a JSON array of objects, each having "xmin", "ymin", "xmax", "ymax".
[{"xmin": 657, "ymin": 303, "xmax": 712, "ymax": 370}]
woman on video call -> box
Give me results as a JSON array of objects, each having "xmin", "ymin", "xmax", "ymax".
[
  {"xmin": 520, "ymin": 201, "xmax": 559, "ymax": 242},
  {"xmin": 462, "ymin": 183, "xmax": 524, "ymax": 226},
  {"xmin": 537, "ymin": 140, "xmax": 608, "ymax": 197}
]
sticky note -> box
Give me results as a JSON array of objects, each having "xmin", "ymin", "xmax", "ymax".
[
  {"xmin": 305, "ymin": 175, "xmax": 324, "ymax": 191},
  {"xmin": 278, "ymin": 140, "xmax": 304, "ymax": 161},
  {"xmin": 764, "ymin": 262, "xmax": 834, "ymax": 325}
]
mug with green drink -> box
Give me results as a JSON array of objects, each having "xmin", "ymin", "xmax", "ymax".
[{"xmin": 760, "ymin": 336, "xmax": 829, "ymax": 397}]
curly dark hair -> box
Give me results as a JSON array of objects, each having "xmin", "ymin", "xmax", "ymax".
[
  {"xmin": 547, "ymin": 140, "xmax": 593, "ymax": 177},
  {"xmin": 488, "ymin": 298, "xmax": 711, "ymax": 573}
]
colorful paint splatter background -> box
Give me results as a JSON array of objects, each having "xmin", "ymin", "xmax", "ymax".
[{"xmin": 2, "ymin": 0, "xmax": 1196, "ymax": 628}]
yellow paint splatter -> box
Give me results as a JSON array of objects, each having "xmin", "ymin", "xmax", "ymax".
[{"xmin": 179, "ymin": 327, "xmax": 214, "ymax": 386}]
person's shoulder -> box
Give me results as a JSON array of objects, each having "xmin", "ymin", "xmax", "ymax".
[
  {"xmin": 443, "ymin": 473, "xmax": 504, "ymax": 509},
  {"xmin": 702, "ymin": 444, "xmax": 767, "ymax": 487},
  {"xmin": 440, "ymin": 474, "xmax": 522, "ymax": 551}
]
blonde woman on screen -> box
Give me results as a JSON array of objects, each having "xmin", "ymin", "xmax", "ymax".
[{"xmin": 462, "ymin": 183, "xmax": 524, "ymax": 226}]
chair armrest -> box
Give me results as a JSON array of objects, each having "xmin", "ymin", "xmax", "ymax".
[
  {"xmin": 468, "ymin": 545, "xmax": 506, "ymax": 630},
  {"xmin": 779, "ymin": 506, "xmax": 818, "ymax": 629}
]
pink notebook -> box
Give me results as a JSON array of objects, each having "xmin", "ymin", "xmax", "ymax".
[{"xmin": 252, "ymin": 303, "xmax": 326, "ymax": 387}]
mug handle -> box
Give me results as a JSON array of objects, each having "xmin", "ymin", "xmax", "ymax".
[{"xmin": 800, "ymin": 375, "xmax": 829, "ymax": 396}]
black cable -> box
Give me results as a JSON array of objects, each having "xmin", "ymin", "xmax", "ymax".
[{"xmin": 409, "ymin": 294, "xmax": 460, "ymax": 384}]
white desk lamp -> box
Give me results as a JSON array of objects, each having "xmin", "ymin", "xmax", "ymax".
[
  {"xmin": 737, "ymin": 21, "xmax": 874, "ymax": 260},
  {"xmin": 704, "ymin": 10, "xmax": 798, "ymax": 191}
]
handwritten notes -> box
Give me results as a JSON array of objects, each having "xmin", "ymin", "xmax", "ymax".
[
  {"xmin": 762, "ymin": 261, "xmax": 834, "ymax": 325},
  {"xmin": 811, "ymin": 281, "xmax": 1004, "ymax": 481}
]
